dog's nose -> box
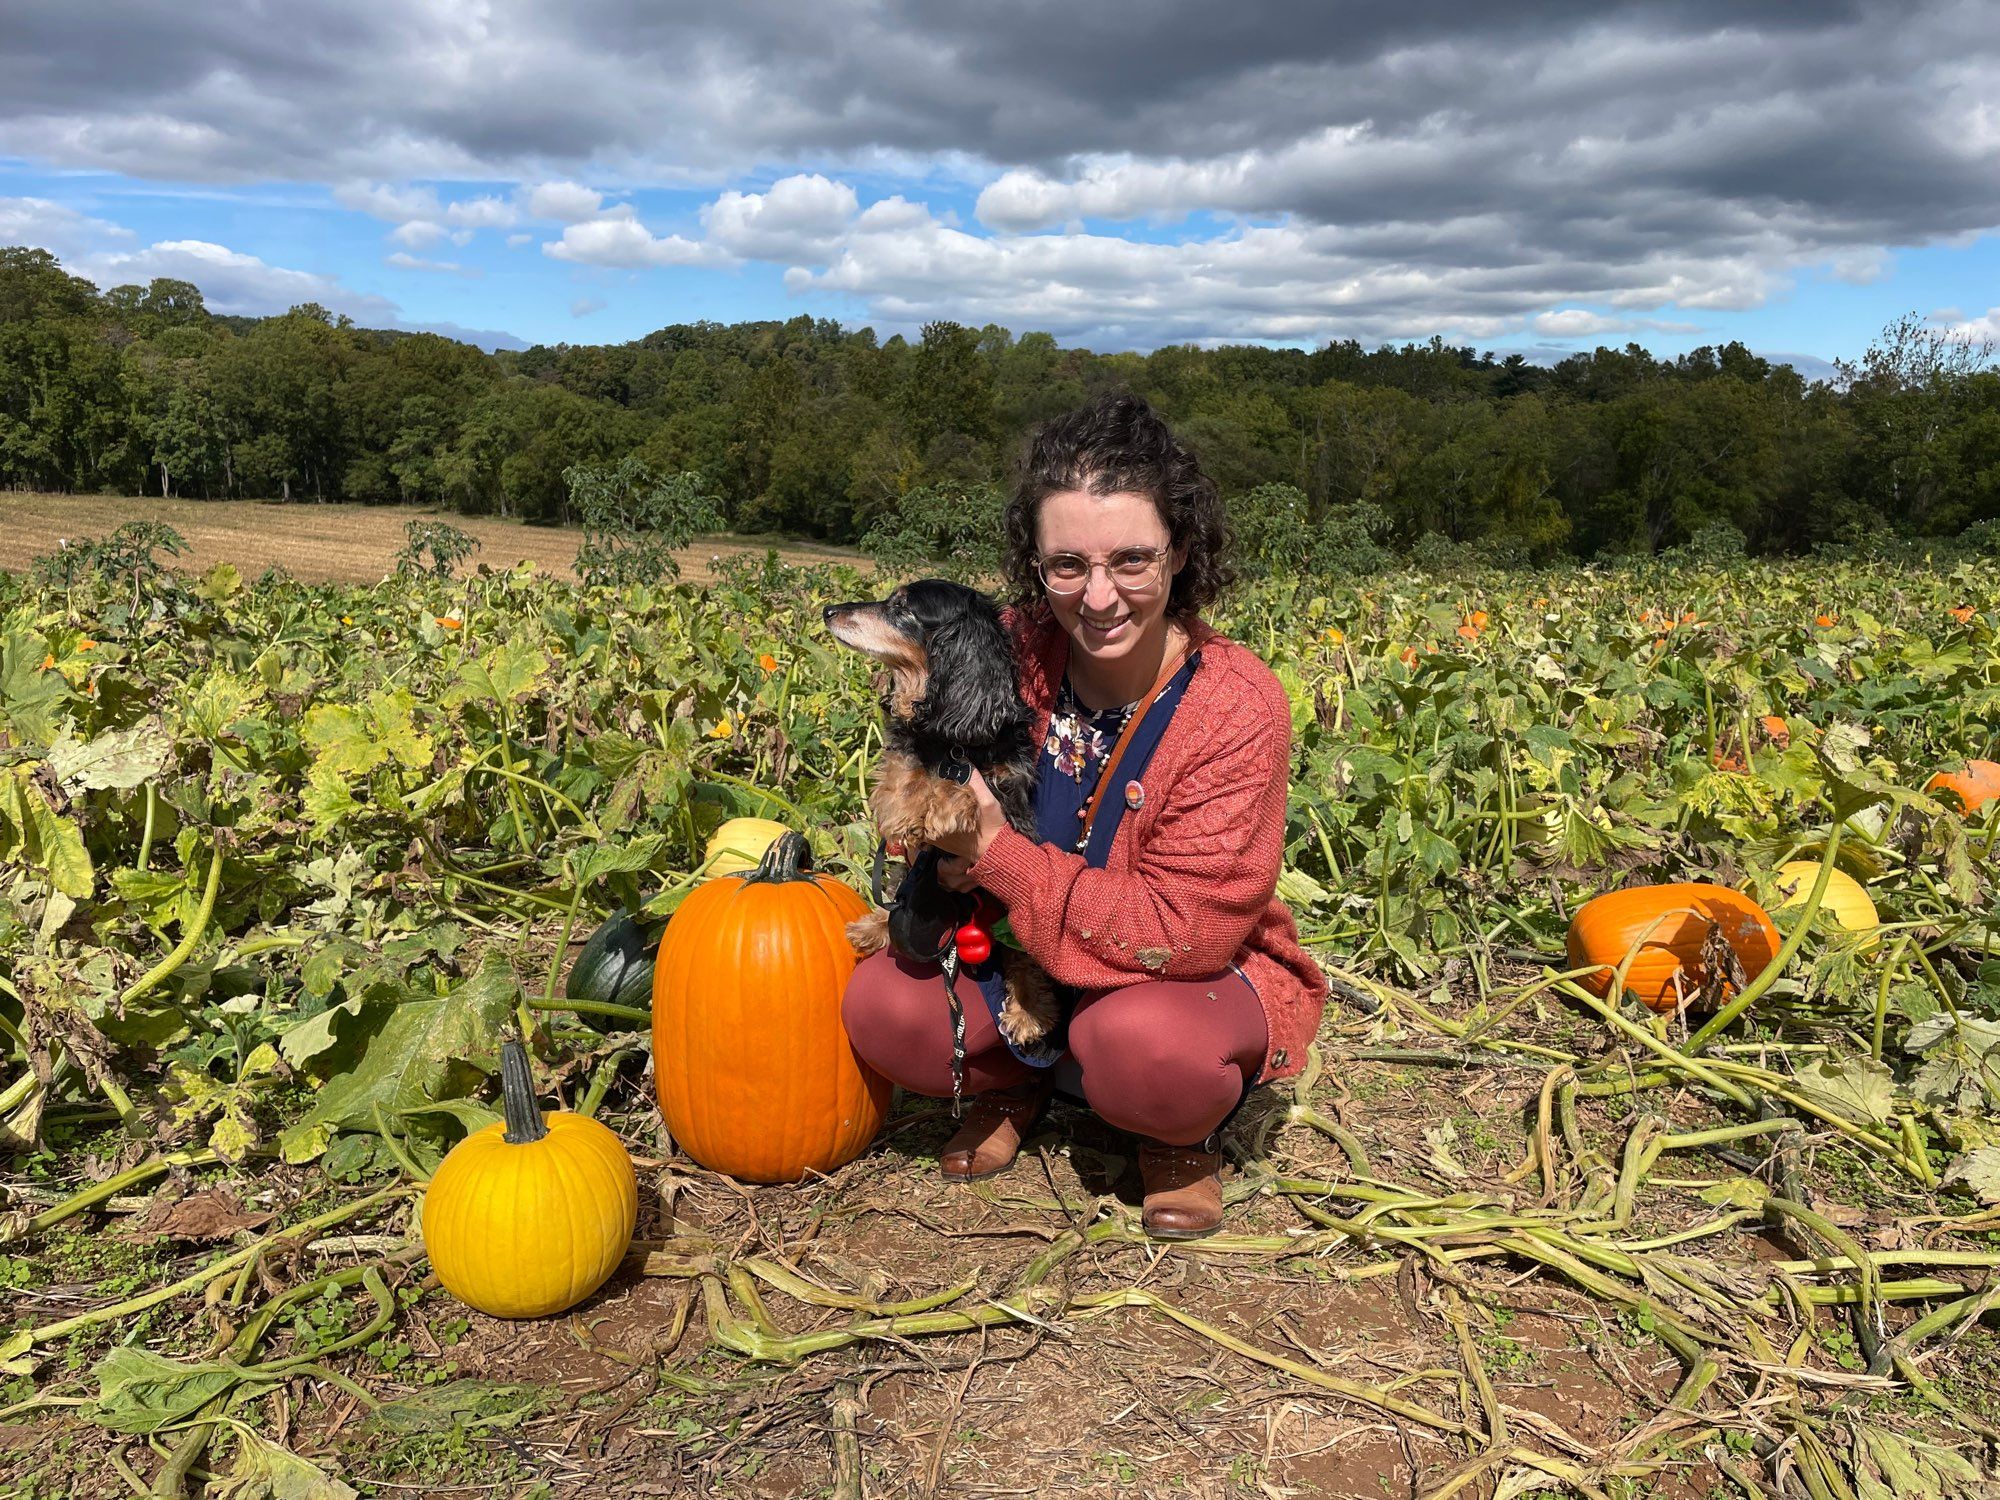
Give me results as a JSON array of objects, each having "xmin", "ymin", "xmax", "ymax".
[{"xmin": 821, "ymin": 604, "xmax": 841, "ymax": 624}]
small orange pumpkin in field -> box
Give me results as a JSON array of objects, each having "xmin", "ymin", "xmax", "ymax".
[
  {"xmin": 1927, "ymin": 759, "xmax": 2000, "ymax": 815},
  {"xmin": 652, "ymin": 833, "xmax": 889, "ymax": 1183},
  {"xmin": 1567, "ymin": 883, "xmax": 1782, "ymax": 1014}
]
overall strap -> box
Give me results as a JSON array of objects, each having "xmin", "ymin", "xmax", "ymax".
[{"xmin": 1077, "ymin": 651, "xmax": 1201, "ymax": 867}]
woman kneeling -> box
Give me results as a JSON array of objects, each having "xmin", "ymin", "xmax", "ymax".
[{"xmin": 841, "ymin": 392, "xmax": 1327, "ymax": 1240}]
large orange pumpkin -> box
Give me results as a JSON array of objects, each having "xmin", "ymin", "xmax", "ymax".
[
  {"xmin": 1927, "ymin": 759, "xmax": 2000, "ymax": 815},
  {"xmin": 652, "ymin": 833, "xmax": 889, "ymax": 1182},
  {"xmin": 1567, "ymin": 883, "xmax": 1782, "ymax": 1014}
]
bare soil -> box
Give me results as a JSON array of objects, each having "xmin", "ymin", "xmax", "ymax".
[
  {"xmin": 20, "ymin": 994, "xmax": 1962, "ymax": 1500},
  {"xmin": 0, "ymin": 492, "xmax": 870, "ymax": 586}
]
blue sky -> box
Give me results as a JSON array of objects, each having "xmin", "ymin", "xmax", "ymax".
[{"xmin": 4, "ymin": 2, "xmax": 1997, "ymax": 370}]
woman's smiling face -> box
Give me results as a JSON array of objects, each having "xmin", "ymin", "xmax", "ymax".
[{"xmin": 1035, "ymin": 487, "xmax": 1183, "ymax": 666}]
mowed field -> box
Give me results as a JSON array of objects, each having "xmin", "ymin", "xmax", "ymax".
[{"xmin": 0, "ymin": 493, "xmax": 870, "ymax": 584}]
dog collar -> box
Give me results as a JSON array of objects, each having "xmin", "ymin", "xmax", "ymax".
[{"xmin": 927, "ymin": 745, "xmax": 973, "ymax": 785}]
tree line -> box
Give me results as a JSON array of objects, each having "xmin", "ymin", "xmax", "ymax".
[{"xmin": 3, "ymin": 244, "xmax": 1996, "ymax": 565}]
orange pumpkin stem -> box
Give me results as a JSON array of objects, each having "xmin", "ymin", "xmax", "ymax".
[{"xmin": 745, "ymin": 831, "xmax": 814, "ymax": 883}]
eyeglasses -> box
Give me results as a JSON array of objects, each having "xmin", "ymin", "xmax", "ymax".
[{"xmin": 1036, "ymin": 545, "xmax": 1171, "ymax": 595}]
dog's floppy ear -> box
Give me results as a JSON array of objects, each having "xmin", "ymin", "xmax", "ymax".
[{"xmin": 918, "ymin": 595, "xmax": 1026, "ymax": 747}]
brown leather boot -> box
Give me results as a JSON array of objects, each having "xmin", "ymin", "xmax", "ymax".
[
  {"xmin": 1138, "ymin": 1134, "xmax": 1224, "ymax": 1240},
  {"xmin": 939, "ymin": 1078, "xmax": 1055, "ymax": 1182}
]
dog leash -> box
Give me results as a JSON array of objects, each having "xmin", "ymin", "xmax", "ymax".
[
  {"xmin": 938, "ymin": 948, "xmax": 969, "ymax": 1118},
  {"xmin": 872, "ymin": 840, "xmax": 974, "ymax": 1118}
]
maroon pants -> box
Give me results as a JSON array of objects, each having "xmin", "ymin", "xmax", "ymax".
[{"xmin": 840, "ymin": 950, "xmax": 1267, "ymax": 1146}]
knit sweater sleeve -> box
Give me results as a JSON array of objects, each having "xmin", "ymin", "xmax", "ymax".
[{"xmin": 968, "ymin": 664, "xmax": 1290, "ymax": 988}]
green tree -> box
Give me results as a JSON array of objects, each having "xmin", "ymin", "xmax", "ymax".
[
  {"xmin": 567, "ymin": 457, "xmax": 725, "ymax": 586},
  {"xmin": 1837, "ymin": 313, "xmax": 1998, "ymax": 535},
  {"xmin": 858, "ymin": 480, "xmax": 1007, "ymax": 582},
  {"xmin": 898, "ymin": 320, "xmax": 994, "ymax": 462}
]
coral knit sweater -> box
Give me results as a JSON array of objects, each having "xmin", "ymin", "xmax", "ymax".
[{"xmin": 967, "ymin": 604, "xmax": 1329, "ymax": 1084}]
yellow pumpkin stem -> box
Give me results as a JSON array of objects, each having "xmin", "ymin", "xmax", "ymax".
[{"xmin": 500, "ymin": 1039, "xmax": 549, "ymax": 1145}]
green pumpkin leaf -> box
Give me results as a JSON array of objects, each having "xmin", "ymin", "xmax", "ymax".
[
  {"xmin": 1275, "ymin": 866, "xmax": 1331, "ymax": 908},
  {"xmin": 398, "ymin": 1098, "xmax": 504, "ymax": 1140},
  {"xmin": 277, "ymin": 952, "xmax": 520, "ymax": 1162},
  {"xmin": 1944, "ymin": 1147, "xmax": 2000, "ymax": 1206},
  {"xmin": 47, "ymin": 723, "xmax": 173, "ymax": 791},
  {"xmin": 112, "ymin": 866, "xmax": 202, "ymax": 934},
  {"xmin": 0, "ymin": 629, "xmax": 72, "ymax": 747},
  {"xmin": 91, "ymin": 1347, "xmax": 245, "ymax": 1433},
  {"xmin": 446, "ymin": 637, "xmax": 550, "ymax": 708},
  {"xmin": 366, "ymin": 1379, "xmax": 546, "ymax": 1434},
  {"xmin": 212, "ymin": 1426, "xmax": 359, "ymax": 1500},
  {"xmin": 1789, "ymin": 1056, "xmax": 1896, "ymax": 1126},
  {"xmin": 184, "ymin": 667, "xmax": 263, "ymax": 744},
  {"xmin": 575, "ymin": 833, "xmax": 667, "ymax": 885},
  {"xmin": 2, "ymin": 768, "xmax": 94, "ymax": 898},
  {"xmin": 1906, "ymin": 1014, "xmax": 2000, "ymax": 1112}
]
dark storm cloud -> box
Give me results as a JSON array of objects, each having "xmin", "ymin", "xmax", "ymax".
[
  {"xmin": 0, "ymin": 1, "xmax": 1971, "ymax": 188},
  {"xmin": 3, "ymin": 0, "xmax": 1995, "ymax": 348}
]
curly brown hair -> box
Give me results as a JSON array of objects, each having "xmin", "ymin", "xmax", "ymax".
[{"xmin": 1002, "ymin": 392, "xmax": 1234, "ymax": 619}]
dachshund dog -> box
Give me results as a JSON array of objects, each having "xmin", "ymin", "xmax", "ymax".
[{"xmin": 823, "ymin": 580, "xmax": 1059, "ymax": 1051}]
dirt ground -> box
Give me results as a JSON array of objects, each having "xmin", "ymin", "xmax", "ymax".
[
  {"xmin": 13, "ymin": 969, "xmax": 1990, "ymax": 1500},
  {"xmin": 0, "ymin": 493, "xmax": 870, "ymax": 585}
]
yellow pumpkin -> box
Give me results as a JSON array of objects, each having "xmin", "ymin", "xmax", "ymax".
[
  {"xmin": 703, "ymin": 816, "xmax": 790, "ymax": 877},
  {"xmin": 422, "ymin": 1040, "xmax": 637, "ymax": 1319},
  {"xmin": 1773, "ymin": 861, "xmax": 1879, "ymax": 946}
]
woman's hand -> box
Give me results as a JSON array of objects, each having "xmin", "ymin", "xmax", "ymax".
[{"xmin": 931, "ymin": 766, "xmax": 1007, "ymax": 890}]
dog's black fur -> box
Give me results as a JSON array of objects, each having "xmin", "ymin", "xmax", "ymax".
[{"xmin": 823, "ymin": 579, "xmax": 1059, "ymax": 1047}]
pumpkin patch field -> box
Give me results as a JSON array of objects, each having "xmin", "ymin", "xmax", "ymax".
[{"xmin": 2, "ymin": 531, "xmax": 1997, "ymax": 1498}]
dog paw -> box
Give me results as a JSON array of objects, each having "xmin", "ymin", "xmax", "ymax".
[
  {"xmin": 995, "ymin": 955, "xmax": 1060, "ymax": 1046},
  {"xmin": 847, "ymin": 908, "xmax": 890, "ymax": 956}
]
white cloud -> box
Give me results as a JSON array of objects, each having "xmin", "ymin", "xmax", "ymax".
[
  {"xmin": 334, "ymin": 181, "xmax": 440, "ymax": 222},
  {"xmin": 10, "ymin": 4, "xmax": 2000, "ymax": 349},
  {"xmin": 571, "ymin": 295, "xmax": 606, "ymax": 316},
  {"xmin": 389, "ymin": 219, "xmax": 448, "ymax": 250},
  {"xmin": 1944, "ymin": 307, "xmax": 2000, "ymax": 345},
  {"xmin": 78, "ymin": 238, "xmax": 400, "ymax": 320},
  {"xmin": 339, "ymin": 179, "xmax": 514, "ymax": 249},
  {"xmin": 1529, "ymin": 309, "xmax": 1707, "ymax": 338},
  {"xmin": 444, "ymin": 194, "xmax": 517, "ymax": 230},
  {"xmin": 385, "ymin": 251, "xmax": 477, "ymax": 277},
  {"xmin": 853, "ymin": 195, "xmax": 933, "ymax": 234},
  {"xmin": 1532, "ymin": 309, "xmax": 1630, "ymax": 338},
  {"xmin": 701, "ymin": 172, "xmax": 859, "ymax": 260},
  {"xmin": 0, "ymin": 196, "xmax": 133, "ymax": 259},
  {"xmin": 543, "ymin": 211, "xmax": 719, "ymax": 268},
  {"xmin": 527, "ymin": 180, "xmax": 605, "ymax": 223},
  {"xmin": 505, "ymin": 232, "xmax": 533, "ymax": 247},
  {"xmin": 1825, "ymin": 248, "xmax": 1892, "ymax": 285},
  {"xmin": 788, "ymin": 216, "xmax": 1551, "ymax": 346}
]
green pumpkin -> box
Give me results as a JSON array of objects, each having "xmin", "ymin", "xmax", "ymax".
[{"xmin": 565, "ymin": 908, "xmax": 661, "ymax": 1031}]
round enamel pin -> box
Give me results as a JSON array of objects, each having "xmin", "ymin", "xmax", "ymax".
[{"xmin": 1124, "ymin": 780, "xmax": 1145, "ymax": 810}]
